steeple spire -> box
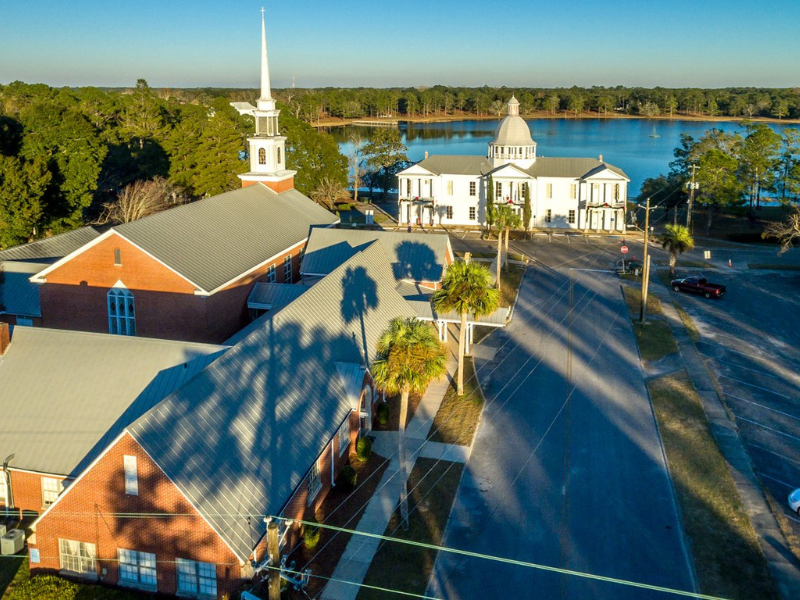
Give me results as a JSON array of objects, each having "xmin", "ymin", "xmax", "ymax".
[{"xmin": 257, "ymin": 7, "xmax": 275, "ymax": 110}]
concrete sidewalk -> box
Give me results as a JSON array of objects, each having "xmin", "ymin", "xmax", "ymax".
[
  {"xmin": 321, "ymin": 339, "xmax": 466, "ymax": 600},
  {"xmin": 648, "ymin": 276, "xmax": 800, "ymax": 600}
]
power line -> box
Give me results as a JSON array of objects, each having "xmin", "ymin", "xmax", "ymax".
[{"xmin": 271, "ymin": 517, "xmax": 727, "ymax": 600}]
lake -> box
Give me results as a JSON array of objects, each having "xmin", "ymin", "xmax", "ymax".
[{"xmin": 329, "ymin": 118, "xmax": 796, "ymax": 196}]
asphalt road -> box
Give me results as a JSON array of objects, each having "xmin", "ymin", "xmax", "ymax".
[{"xmin": 429, "ymin": 259, "xmax": 696, "ymax": 599}]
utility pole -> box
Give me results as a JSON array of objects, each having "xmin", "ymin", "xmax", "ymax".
[
  {"xmin": 686, "ymin": 164, "xmax": 699, "ymax": 230},
  {"xmin": 640, "ymin": 197, "xmax": 652, "ymax": 324},
  {"xmin": 268, "ymin": 520, "xmax": 281, "ymax": 600}
]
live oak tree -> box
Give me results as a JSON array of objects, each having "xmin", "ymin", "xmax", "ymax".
[
  {"xmin": 361, "ymin": 128, "xmax": 409, "ymax": 196},
  {"xmin": 763, "ymin": 207, "xmax": 800, "ymax": 254}
]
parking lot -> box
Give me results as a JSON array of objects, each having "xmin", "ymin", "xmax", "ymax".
[{"xmin": 670, "ymin": 268, "xmax": 800, "ymax": 541}]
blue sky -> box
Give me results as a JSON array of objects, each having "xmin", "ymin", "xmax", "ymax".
[{"xmin": 1, "ymin": 0, "xmax": 797, "ymax": 89}]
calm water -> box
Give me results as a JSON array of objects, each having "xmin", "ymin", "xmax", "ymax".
[{"xmin": 330, "ymin": 119, "xmax": 795, "ymax": 196}]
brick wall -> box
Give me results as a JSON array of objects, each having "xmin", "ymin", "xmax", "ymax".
[
  {"xmin": 31, "ymin": 432, "xmax": 244, "ymax": 599},
  {"xmin": 0, "ymin": 469, "xmax": 69, "ymax": 515},
  {"xmin": 38, "ymin": 232, "xmax": 306, "ymax": 344}
]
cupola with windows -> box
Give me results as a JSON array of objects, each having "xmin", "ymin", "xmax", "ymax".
[{"xmin": 488, "ymin": 96, "xmax": 537, "ymax": 169}]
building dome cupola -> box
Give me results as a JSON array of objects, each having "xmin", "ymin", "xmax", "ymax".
[{"xmin": 488, "ymin": 96, "xmax": 536, "ymax": 168}]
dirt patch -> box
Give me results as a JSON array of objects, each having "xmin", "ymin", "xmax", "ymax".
[{"xmin": 429, "ymin": 357, "xmax": 483, "ymax": 446}]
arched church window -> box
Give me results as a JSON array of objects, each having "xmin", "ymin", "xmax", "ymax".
[
  {"xmin": 108, "ymin": 285, "xmax": 136, "ymax": 336},
  {"xmin": 258, "ymin": 148, "xmax": 266, "ymax": 165},
  {"xmin": 277, "ymin": 147, "xmax": 282, "ymax": 164}
]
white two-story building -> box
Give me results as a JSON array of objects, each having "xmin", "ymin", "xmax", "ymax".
[{"xmin": 397, "ymin": 97, "xmax": 630, "ymax": 232}]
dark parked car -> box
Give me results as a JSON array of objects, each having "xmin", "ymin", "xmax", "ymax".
[{"xmin": 671, "ymin": 276, "xmax": 726, "ymax": 299}]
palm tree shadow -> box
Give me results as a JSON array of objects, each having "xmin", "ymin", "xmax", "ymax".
[{"xmin": 340, "ymin": 265, "xmax": 379, "ymax": 364}]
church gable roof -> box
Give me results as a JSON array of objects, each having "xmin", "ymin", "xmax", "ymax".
[
  {"xmin": 0, "ymin": 226, "xmax": 99, "ymax": 263},
  {"xmin": 127, "ymin": 241, "xmax": 416, "ymax": 560},
  {"xmin": 105, "ymin": 184, "xmax": 337, "ymax": 293}
]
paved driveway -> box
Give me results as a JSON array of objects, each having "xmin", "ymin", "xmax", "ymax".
[{"xmin": 429, "ymin": 263, "xmax": 695, "ymax": 599}]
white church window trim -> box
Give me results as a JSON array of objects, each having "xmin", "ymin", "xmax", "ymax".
[{"xmin": 108, "ymin": 283, "xmax": 136, "ymax": 337}]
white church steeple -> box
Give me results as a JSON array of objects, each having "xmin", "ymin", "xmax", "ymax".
[{"xmin": 239, "ymin": 8, "xmax": 296, "ymax": 191}]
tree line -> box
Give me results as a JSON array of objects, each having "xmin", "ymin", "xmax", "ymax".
[
  {"xmin": 0, "ymin": 80, "xmax": 347, "ymax": 249},
  {"xmin": 266, "ymin": 85, "xmax": 800, "ymax": 123},
  {"xmin": 640, "ymin": 122, "xmax": 800, "ymax": 233}
]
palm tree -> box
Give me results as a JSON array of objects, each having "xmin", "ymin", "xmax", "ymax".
[
  {"xmin": 660, "ymin": 224, "xmax": 695, "ymax": 276},
  {"xmin": 432, "ymin": 261, "xmax": 499, "ymax": 396},
  {"xmin": 494, "ymin": 205, "xmax": 521, "ymax": 292},
  {"xmin": 373, "ymin": 317, "xmax": 446, "ymax": 530}
]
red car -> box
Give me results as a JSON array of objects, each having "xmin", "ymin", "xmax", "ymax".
[{"xmin": 671, "ymin": 276, "xmax": 726, "ymax": 299}]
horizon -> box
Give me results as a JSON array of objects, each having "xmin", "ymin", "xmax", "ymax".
[{"xmin": 1, "ymin": 1, "xmax": 798, "ymax": 89}]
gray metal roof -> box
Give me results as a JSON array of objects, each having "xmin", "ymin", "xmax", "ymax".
[
  {"xmin": 113, "ymin": 185, "xmax": 337, "ymax": 293},
  {"xmin": 0, "ymin": 327, "xmax": 227, "ymax": 477},
  {"xmin": 411, "ymin": 155, "xmax": 493, "ymax": 176},
  {"xmin": 128, "ymin": 241, "xmax": 417, "ymax": 561},
  {"xmin": 491, "ymin": 107, "xmax": 535, "ymax": 147},
  {"xmin": 302, "ymin": 228, "xmax": 452, "ymax": 283},
  {"xmin": 525, "ymin": 157, "xmax": 629, "ymax": 180},
  {"xmin": 0, "ymin": 226, "xmax": 99, "ymax": 262},
  {"xmin": 247, "ymin": 282, "xmax": 309, "ymax": 310},
  {"xmin": 0, "ymin": 262, "xmax": 44, "ymax": 317}
]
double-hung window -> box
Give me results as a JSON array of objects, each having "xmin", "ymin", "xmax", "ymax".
[
  {"xmin": 546, "ymin": 183, "xmax": 553, "ymax": 199},
  {"xmin": 446, "ymin": 181, "xmax": 453, "ymax": 195},
  {"xmin": 495, "ymin": 181, "xmax": 502, "ymax": 197},
  {"xmin": 124, "ymin": 455, "xmax": 138, "ymax": 496},
  {"xmin": 118, "ymin": 549, "xmax": 157, "ymax": 589},
  {"xmin": 445, "ymin": 206, "xmax": 453, "ymax": 219},
  {"xmin": 307, "ymin": 459, "xmax": 321, "ymax": 503},
  {"xmin": 177, "ymin": 559, "xmax": 217, "ymax": 598},
  {"xmin": 570, "ymin": 184, "xmax": 577, "ymax": 199},
  {"xmin": 568, "ymin": 210, "xmax": 576, "ymax": 224},
  {"xmin": 42, "ymin": 477, "xmax": 61, "ymax": 507},
  {"xmin": 266, "ymin": 264, "xmax": 276, "ymax": 283},
  {"xmin": 469, "ymin": 207, "xmax": 477, "ymax": 220},
  {"xmin": 108, "ymin": 285, "xmax": 136, "ymax": 336},
  {"xmin": 545, "ymin": 210, "xmax": 553, "ymax": 224},
  {"xmin": 284, "ymin": 255, "xmax": 293, "ymax": 283},
  {"xmin": 338, "ymin": 418, "xmax": 350, "ymax": 456},
  {"xmin": 469, "ymin": 181, "xmax": 476, "ymax": 196},
  {"xmin": 59, "ymin": 539, "xmax": 96, "ymax": 576}
]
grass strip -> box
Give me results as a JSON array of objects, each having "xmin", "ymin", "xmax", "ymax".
[
  {"xmin": 648, "ymin": 372, "xmax": 778, "ymax": 599},
  {"xmin": 358, "ymin": 458, "xmax": 464, "ymax": 600},
  {"xmin": 429, "ymin": 357, "xmax": 483, "ymax": 446},
  {"xmin": 622, "ymin": 285, "xmax": 663, "ymax": 318},
  {"xmin": 633, "ymin": 321, "xmax": 678, "ymax": 361},
  {"xmin": 675, "ymin": 305, "xmax": 701, "ymax": 343}
]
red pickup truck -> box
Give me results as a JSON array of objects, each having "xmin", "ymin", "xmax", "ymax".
[{"xmin": 671, "ymin": 276, "xmax": 726, "ymax": 299}]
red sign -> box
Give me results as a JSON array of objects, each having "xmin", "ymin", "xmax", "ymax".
[{"xmin": 620, "ymin": 245, "xmax": 629, "ymax": 254}]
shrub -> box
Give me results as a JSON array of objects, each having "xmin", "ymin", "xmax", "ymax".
[
  {"xmin": 356, "ymin": 437, "xmax": 372, "ymax": 461},
  {"xmin": 6, "ymin": 576, "xmax": 80, "ymax": 600},
  {"xmin": 375, "ymin": 402, "xmax": 391, "ymax": 426},
  {"xmin": 335, "ymin": 202, "xmax": 352, "ymax": 211},
  {"xmin": 339, "ymin": 464, "xmax": 357, "ymax": 492},
  {"xmin": 303, "ymin": 518, "xmax": 321, "ymax": 550}
]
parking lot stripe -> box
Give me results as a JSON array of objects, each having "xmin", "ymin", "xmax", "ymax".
[
  {"xmin": 699, "ymin": 353, "xmax": 783, "ymax": 380},
  {"xmin": 719, "ymin": 375, "xmax": 795, "ymax": 400},
  {"xmin": 748, "ymin": 442, "xmax": 800, "ymax": 467},
  {"xmin": 757, "ymin": 471, "xmax": 796, "ymax": 490},
  {"xmin": 724, "ymin": 392, "xmax": 800, "ymax": 422},
  {"xmin": 738, "ymin": 417, "xmax": 800, "ymax": 442}
]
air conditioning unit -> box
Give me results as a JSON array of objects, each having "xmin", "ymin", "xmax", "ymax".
[{"xmin": 1, "ymin": 529, "xmax": 25, "ymax": 555}]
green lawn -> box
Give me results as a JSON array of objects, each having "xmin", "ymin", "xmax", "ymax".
[
  {"xmin": 428, "ymin": 357, "xmax": 483, "ymax": 446},
  {"xmin": 632, "ymin": 320, "xmax": 678, "ymax": 362}
]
